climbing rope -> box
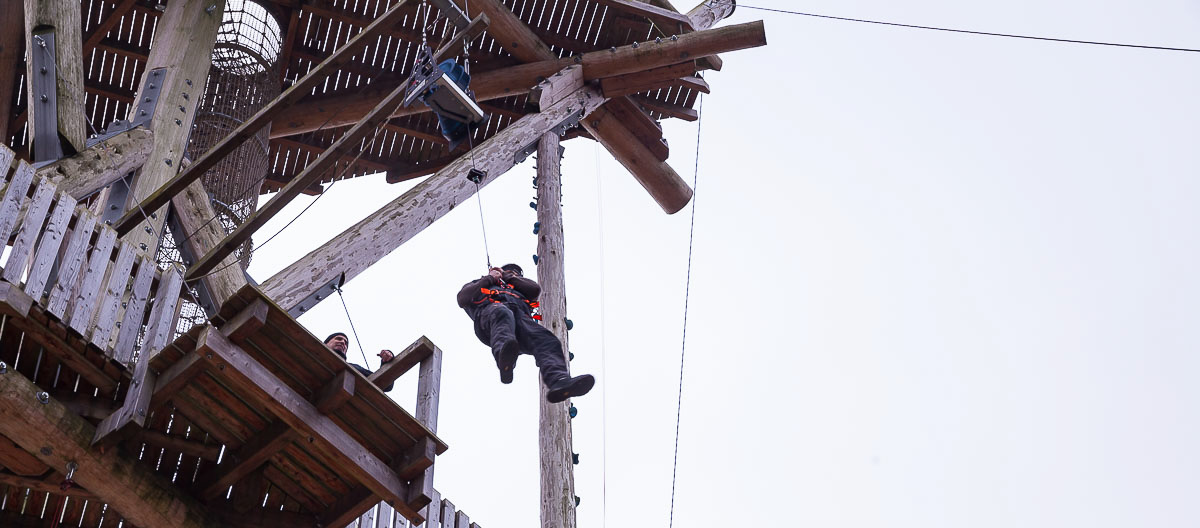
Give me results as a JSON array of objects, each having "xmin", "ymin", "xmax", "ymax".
[
  {"xmin": 668, "ymin": 93, "xmax": 703, "ymax": 528},
  {"xmin": 336, "ymin": 286, "xmax": 372, "ymax": 367}
]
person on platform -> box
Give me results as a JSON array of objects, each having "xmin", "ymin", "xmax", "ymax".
[
  {"xmin": 457, "ymin": 263, "xmax": 594, "ymax": 403},
  {"xmin": 324, "ymin": 332, "xmax": 396, "ymax": 391}
]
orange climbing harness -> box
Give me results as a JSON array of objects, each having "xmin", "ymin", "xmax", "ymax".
[{"xmin": 478, "ymin": 286, "xmax": 542, "ymax": 320}]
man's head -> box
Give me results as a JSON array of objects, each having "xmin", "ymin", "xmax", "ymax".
[
  {"xmin": 324, "ymin": 332, "xmax": 349, "ymax": 357},
  {"xmin": 500, "ymin": 263, "xmax": 523, "ymax": 279}
]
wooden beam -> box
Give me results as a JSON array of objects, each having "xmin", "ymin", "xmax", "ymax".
[
  {"xmin": 171, "ymin": 180, "xmax": 248, "ymax": 306},
  {"xmin": 269, "ymin": 20, "xmax": 766, "ymax": 138},
  {"xmin": 184, "ymin": 77, "xmax": 416, "ymax": 281},
  {"xmin": 24, "ymin": 0, "xmax": 87, "ymax": 155},
  {"xmin": 36, "ymin": 127, "xmax": 153, "ymax": 200},
  {"xmin": 604, "ymin": 96, "xmax": 668, "ymax": 162},
  {"xmin": 193, "ymin": 325, "xmax": 418, "ymax": 519},
  {"xmin": 261, "ymin": 83, "xmax": 607, "ymax": 311},
  {"xmin": 367, "ymin": 336, "xmax": 436, "ymax": 391},
  {"xmin": 0, "ymin": 369, "xmax": 218, "ymax": 527},
  {"xmin": 593, "ymin": 0, "xmax": 695, "ymax": 33},
  {"xmin": 630, "ymin": 94, "xmax": 698, "ymax": 121},
  {"xmin": 196, "ymin": 421, "xmax": 295, "ymax": 500},
  {"xmin": 315, "ymin": 369, "xmax": 355, "ymax": 413},
  {"xmin": 0, "ymin": 436, "xmax": 47, "ymax": 476},
  {"xmin": 582, "ymin": 100, "xmax": 693, "ymax": 212},
  {"xmin": 133, "ymin": 429, "xmax": 222, "ymax": 461},
  {"xmin": 113, "ymin": 0, "xmax": 415, "ymax": 237},
  {"xmin": 0, "ymin": 1, "xmax": 22, "ymax": 142},
  {"xmin": 83, "ymin": 0, "xmax": 138, "ymax": 50},
  {"xmin": 0, "ymin": 470, "xmax": 97, "ymax": 499},
  {"xmin": 528, "ymin": 65, "xmax": 584, "ymax": 112},
  {"xmin": 687, "ymin": 0, "xmax": 737, "ymax": 32},
  {"xmin": 599, "ymin": 61, "xmax": 699, "ymax": 98}
]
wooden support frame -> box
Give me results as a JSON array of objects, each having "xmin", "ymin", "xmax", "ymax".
[
  {"xmin": 24, "ymin": 0, "xmax": 87, "ymax": 155},
  {"xmin": 0, "ymin": 367, "xmax": 217, "ymax": 527},
  {"xmin": 261, "ymin": 82, "xmax": 607, "ymax": 311},
  {"xmin": 35, "ymin": 127, "xmax": 154, "ymax": 200}
]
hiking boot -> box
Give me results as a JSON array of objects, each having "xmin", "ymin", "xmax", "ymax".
[
  {"xmin": 545, "ymin": 374, "xmax": 595, "ymax": 403},
  {"xmin": 492, "ymin": 340, "xmax": 520, "ymax": 384}
]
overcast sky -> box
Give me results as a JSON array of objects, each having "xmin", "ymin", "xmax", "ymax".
[{"xmin": 247, "ymin": 1, "xmax": 1200, "ymax": 526}]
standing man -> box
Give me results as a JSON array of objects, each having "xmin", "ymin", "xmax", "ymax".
[
  {"xmin": 458, "ymin": 264, "xmax": 594, "ymax": 403},
  {"xmin": 325, "ymin": 332, "xmax": 396, "ymax": 391}
]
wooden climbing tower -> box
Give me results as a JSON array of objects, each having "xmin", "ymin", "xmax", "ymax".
[{"xmin": 0, "ymin": 0, "xmax": 764, "ymax": 526}]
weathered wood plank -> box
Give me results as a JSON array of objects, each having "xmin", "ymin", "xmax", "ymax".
[
  {"xmin": 3, "ymin": 179, "xmax": 56, "ymax": 284},
  {"xmin": 24, "ymin": 191, "xmax": 77, "ymax": 299},
  {"xmin": 36, "ymin": 127, "xmax": 154, "ymax": 200},
  {"xmin": 89, "ymin": 241, "xmax": 136, "ymax": 348},
  {"xmin": 0, "ymin": 368, "xmax": 218, "ymax": 527},
  {"xmin": 0, "ymin": 146, "xmax": 14, "ymax": 176},
  {"xmin": 262, "ymin": 85, "xmax": 607, "ymax": 310},
  {"xmin": 528, "ymin": 65, "xmax": 584, "ymax": 112},
  {"xmin": 367, "ymin": 336, "xmax": 436, "ymax": 390},
  {"xmin": 0, "ymin": 160, "xmax": 35, "ymax": 242},
  {"xmin": 408, "ymin": 343, "xmax": 442, "ymax": 510},
  {"xmin": 171, "ymin": 179, "xmax": 247, "ymax": 308},
  {"xmin": 195, "ymin": 326, "xmax": 418, "ymax": 519},
  {"xmin": 65, "ymin": 227, "xmax": 117, "ymax": 333},
  {"xmin": 45, "ymin": 209, "xmax": 97, "ymax": 318},
  {"xmin": 0, "ymin": 283, "xmax": 34, "ymax": 318},
  {"xmin": 113, "ymin": 257, "xmax": 156, "ymax": 362}
]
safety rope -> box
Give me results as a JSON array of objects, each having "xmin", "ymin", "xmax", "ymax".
[
  {"xmin": 668, "ymin": 92, "xmax": 703, "ymax": 528},
  {"xmin": 336, "ymin": 286, "xmax": 372, "ymax": 367}
]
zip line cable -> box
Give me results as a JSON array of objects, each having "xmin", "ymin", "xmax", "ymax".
[
  {"xmin": 738, "ymin": 4, "xmax": 1200, "ymax": 53},
  {"xmin": 336, "ymin": 286, "xmax": 373, "ymax": 367},
  {"xmin": 668, "ymin": 93, "xmax": 703, "ymax": 528}
]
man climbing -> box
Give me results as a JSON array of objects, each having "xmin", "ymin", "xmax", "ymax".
[
  {"xmin": 457, "ymin": 264, "xmax": 594, "ymax": 403},
  {"xmin": 324, "ymin": 332, "xmax": 397, "ymax": 391}
]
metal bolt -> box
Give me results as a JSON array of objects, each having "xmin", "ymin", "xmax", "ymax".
[
  {"xmin": 35, "ymin": 36, "xmax": 46, "ymax": 48},
  {"xmin": 110, "ymin": 204, "xmax": 118, "ymax": 210},
  {"xmin": 0, "ymin": 361, "xmax": 6, "ymax": 374},
  {"xmin": 39, "ymin": 67, "xmax": 46, "ymax": 74},
  {"xmin": 178, "ymin": 105, "xmax": 186, "ymax": 112},
  {"xmin": 115, "ymin": 322, "xmax": 121, "ymax": 328},
  {"xmin": 671, "ymin": 35, "xmax": 679, "ymax": 41},
  {"xmin": 36, "ymin": 392, "xmax": 49, "ymax": 404},
  {"xmin": 164, "ymin": 159, "xmax": 172, "ymax": 166},
  {"xmin": 205, "ymin": 4, "xmax": 216, "ymax": 14},
  {"xmin": 185, "ymin": 78, "xmax": 192, "ymax": 86},
  {"xmin": 632, "ymin": 42, "xmax": 639, "ymax": 48},
  {"xmin": 656, "ymin": 37, "xmax": 663, "ymax": 43},
  {"xmin": 206, "ymin": 354, "xmax": 213, "ymax": 359},
  {"xmin": 138, "ymin": 409, "xmax": 146, "ymax": 416},
  {"xmin": 175, "ymin": 119, "xmax": 182, "ymax": 126},
  {"xmin": 148, "ymin": 83, "xmax": 155, "ymax": 89},
  {"xmin": 218, "ymin": 364, "xmax": 225, "ymax": 370},
  {"xmin": 41, "ymin": 447, "xmax": 52, "ymax": 456},
  {"xmin": 40, "ymin": 94, "xmax": 48, "ymax": 102},
  {"xmin": 122, "ymin": 301, "xmax": 128, "ymax": 308},
  {"xmin": 182, "ymin": 93, "xmax": 189, "ymax": 100},
  {"xmin": 610, "ymin": 47, "xmax": 616, "ymax": 53},
  {"xmin": 315, "ymin": 294, "xmax": 322, "ymax": 301},
  {"xmin": 299, "ymin": 307, "xmax": 307, "ymax": 313},
  {"xmin": 140, "ymin": 110, "xmax": 147, "ymax": 116},
  {"xmin": 150, "ymin": 212, "xmax": 157, "ymax": 219},
  {"xmin": 139, "ymin": 243, "xmax": 147, "ymax": 250},
  {"xmin": 144, "ymin": 97, "xmax": 151, "ymax": 103},
  {"xmin": 65, "ymin": 462, "xmax": 77, "ymax": 480},
  {"xmin": 573, "ymin": 55, "xmax": 582, "ymax": 63}
]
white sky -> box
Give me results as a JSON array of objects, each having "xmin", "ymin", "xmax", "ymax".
[{"xmin": 247, "ymin": 1, "xmax": 1200, "ymax": 526}]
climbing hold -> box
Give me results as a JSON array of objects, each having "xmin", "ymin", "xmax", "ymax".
[
  {"xmin": 530, "ymin": 201, "xmax": 538, "ymax": 209},
  {"xmin": 575, "ymin": 496, "xmax": 581, "ymax": 507},
  {"xmin": 533, "ymin": 222, "xmax": 541, "ymax": 234},
  {"xmin": 532, "ymin": 254, "xmax": 540, "ymax": 265},
  {"xmin": 569, "ymin": 352, "xmax": 574, "ymax": 361},
  {"xmin": 572, "ymin": 453, "xmax": 580, "ymax": 464},
  {"xmin": 564, "ymin": 318, "xmax": 573, "ymax": 331},
  {"xmin": 568, "ymin": 405, "xmax": 577, "ymax": 418}
]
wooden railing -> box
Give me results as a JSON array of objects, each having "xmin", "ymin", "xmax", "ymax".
[
  {"xmin": 0, "ymin": 143, "xmax": 182, "ymax": 369},
  {"xmin": 350, "ymin": 489, "xmax": 483, "ymax": 528}
]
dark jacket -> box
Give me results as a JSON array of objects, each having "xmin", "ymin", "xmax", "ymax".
[{"xmin": 457, "ymin": 274, "xmax": 542, "ymax": 318}]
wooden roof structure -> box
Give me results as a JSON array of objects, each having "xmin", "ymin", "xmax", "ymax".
[{"xmin": 0, "ymin": 0, "xmax": 764, "ymax": 526}]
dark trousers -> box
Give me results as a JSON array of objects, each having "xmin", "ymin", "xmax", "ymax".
[{"xmin": 473, "ymin": 302, "xmax": 569, "ymax": 384}]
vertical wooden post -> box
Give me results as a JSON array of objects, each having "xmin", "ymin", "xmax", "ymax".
[
  {"xmin": 535, "ymin": 132, "xmax": 577, "ymax": 528},
  {"xmin": 23, "ymin": 0, "xmax": 87, "ymax": 156}
]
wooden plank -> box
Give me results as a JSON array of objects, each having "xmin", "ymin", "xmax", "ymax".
[
  {"xmin": 196, "ymin": 421, "xmax": 295, "ymax": 500},
  {"xmin": 0, "ymin": 144, "xmax": 14, "ymax": 176},
  {"xmin": 261, "ymin": 85, "xmax": 607, "ymax": 311},
  {"xmin": 315, "ymin": 370, "xmax": 355, "ymax": 414},
  {"xmin": 3, "ymin": 179, "xmax": 55, "ymax": 284},
  {"xmin": 65, "ymin": 226, "xmax": 117, "ymax": 334},
  {"xmin": 150, "ymin": 352, "xmax": 207, "ymax": 410},
  {"xmin": 24, "ymin": 192, "xmax": 77, "ymax": 299},
  {"xmin": 0, "ymin": 368, "xmax": 218, "ymax": 527},
  {"xmin": 424, "ymin": 489, "xmax": 442, "ymax": 527},
  {"xmin": 89, "ymin": 241, "xmax": 136, "ymax": 348},
  {"xmin": 367, "ymin": 336, "xmax": 436, "ymax": 390},
  {"xmin": 528, "ymin": 65, "xmax": 585, "ymax": 112},
  {"xmin": 441, "ymin": 499, "xmax": 456, "ymax": 528},
  {"xmin": 45, "ymin": 207, "xmax": 96, "ymax": 318},
  {"xmin": 630, "ymin": 94, "xmax": 698, "ymax": 121},
  {"xmin": 408, "ymin": 344, "xmax": 442, "ymax": 509},
  {"xmin": 112, "ymin": 0, "xmax": 416, "ymax": 237},
  {"xmin": 113, "ymin": 256, "xmax": 156, "ymax": 362},
  {"xmin": 184, "ymin": 78, "xmax": 419, "ymax": 281},
  {"xmin": 24, "ymin": 0, "xmax": 88, "ymax": 154},
  {"xmin": 0, "ymin": 280, "xmax": 34, "ymax": 318},
  {"xmin": 598, "ymin": 61, "xmax": 699, "ymax": 98},
  {"xmin": 455, "ymin": 510, "xmax": 471, "ymax": 528},
  {"xmin": 0, "ymin": 160, "xmax": 35, "ymax": 243},
  {"xmin": 194, "ymin": 327, "xmax": 418, "ymax": 519},
  {"xmin": 36, "ymin": 127, "xmax": 154, "ymax": 200}
]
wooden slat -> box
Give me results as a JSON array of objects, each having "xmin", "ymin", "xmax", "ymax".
[
  {"xmin": 113, "ymin": 257, "xmax": 156, "ymax": 362},
  {"xmin": 3, "ymin": 179, "xmax": 56, "ymax": 284},
  {"xmin": 45, "ymin": 208, "xmax": 96, "ymax": 318},
  {"xmin": 65, "ymin": 226, "xmax": 117, "ymax": 334},
  {"xmin": 0, "ymin": 146, "xmax": 14, "ymax": 175},
  {"xmin": 88, "ymin": 241, "xmax": 136, "ymax": 348},
  {"xmin": 196, "ymin": 421, "xmax": 295, "ymax": 500},
  {"xmin": 0, "ymin": 160, "xmax": 35, "ymax": 242},
  {"xmin": 23, "ymin": 192, "xmax": 77, "ymax": 299}
]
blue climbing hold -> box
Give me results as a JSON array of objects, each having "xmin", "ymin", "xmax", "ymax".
[
  {"xmin": 568, "ymin": 352, "xmax": 574, "ymax": 361},
  {"xmin": 530, "ymin": 201, "xmax": 537, "ymax": 209},
  {"xmin": 564, "ymin": 318, "xmax": 573, "ymax": 331},
  {"xmin": 572, "ymin": 453, "xmax": 580, "ymax": 464},
  {"xmin": 532, "ymin": 254, "xmax": 540, "ymax": 265},
  {"xmin": 533, "ymin": 222, "xmax": 541, "ymax": 234},
  {"xmin": 568, "ymin": 405, "xmax": 577, "ymax": 418}
]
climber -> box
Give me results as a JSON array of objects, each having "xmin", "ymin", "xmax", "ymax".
[
  {"xmin": 457, "ymin": 264, "xmax": 594, "ymax": 403},
  {"xmin": 324, "ymin": 332, "xmax": 397, "ymax": 391}
]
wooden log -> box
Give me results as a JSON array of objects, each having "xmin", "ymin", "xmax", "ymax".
[
  {"xmin": 65, "ymin": 227, "xmax": 117, "ymax": 334},
  {"xmin": 23, "ymin": 191, "xmax": 76, "ymax": 299},
  {"xmin": 24, "ymin": 0, "xmax": 87, "ymax": 155},
  {"xmin": 630, "ymin": 94, "xmax": 698, "ymax": 121},
  {"xmin": 45, "ymin": 209, "xmax": 96, "ymax": 318},
  {"xmin": 194, "ymin": 325, "xmax": 417, "ymax": 519},
  {"xmin": 118, "ymin": 0, "xmax": 227, "ymax": 257},
  {"xmin": 687, "ymin": 0, "xmax": 737, "ymax": 31},
  {"xmin": 528, "ymin": 65, "xmax": 584, "ymax": 112},
  {"xmin": 603, "ymin": 96, "xmax": 669, "ymax": 162},
  {"xmin": 269, "ymin": 21, "xmax": 767, "ymax": 137},
  {"xmin": 184, "ymin": 78, "xmax": 420, "ymax": 281},
  {"xmin": 598, "ymin": 61, "xmax": 699, "ymax": 98},
  {"xmin": 36, "ymin": 127, "xmax": 154, "ymax": 200},
  {"xmin": 594, "ymin": 0, "xmax": 695, "ymax": 32},
  {"xmin": 535, "ymin": 131, "xmax": 578, "ymax": 528},
  {"xmin": 171, "ymin": 180, "xmax": 246, "ymax": 308},
  {"xmin": 261, "ymin": 84, "xmax": 607, "ymax": 311},
  {"xmin": 0, "ymin": 368, "xmax": 218, "ymax": 527},
  {"xmin": 582, "ymin": 102, "xmax": 694, "ymax": 213},
  {"xmin": 113, "ymin": 257, "xmax": 157, "ymax": 362},
  {"xmin": 89, "ymin": 242, "xmax": 136, "ymax": 348},
  {"xmin": 3, "ymin": 179, "xmax": 56, "ymax": 284},
  {"xmin": 0, "ymin": 3, "xmax": 21, "ymax": 142},
  {"xmin": 112, "ymin": 0, "xmax": 416, "ymax": 237}
]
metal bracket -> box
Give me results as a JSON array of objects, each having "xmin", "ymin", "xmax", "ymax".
[
  {"xmin": 515, "ymin": 107, "xmax": 584, "ymax": 164},
  {"xmin": 86, "ymin": 68, "xmax": 166, "ymax": 148},
  {"xmin": 100, "ymin": 173, "xmax": 135, "ymax": 225},
  {"xmin": 166, "ymin": 208, "xmax": 218, "ymax": 317},
  {"xmin": 288, "ymin": 273, "xmax": 346, "ymax": 318},
  {"xmin": 29, "ymin": 29, "xmax": 64, "ymax": 163}
]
